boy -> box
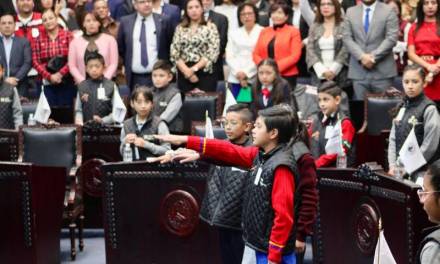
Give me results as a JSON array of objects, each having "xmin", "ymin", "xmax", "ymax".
[
  {"xmin": 75, "ymin": 52, "xmax": 123, "ymax": 125},
  {"xmin": 0, "ymin": 63, "xmax": 23, "ymax": 129},
  {"xmin": 155, "ymin": 104, "xmax": 299, "ymax": 264},
  {"xmin": 310, "ymin": 81, "xmax": 356, "ymax": 168},
  {"xmin": 151, "ymin": 60, "xmax": 183, "ymax": 133}
]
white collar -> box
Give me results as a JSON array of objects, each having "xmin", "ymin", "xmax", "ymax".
[
  {"xmin": 17, "ymin": 13, "xmax": 33, "ymax": 24},
  {"xmin": 362, "ymin": 1, "xmax": 377, "ymax": 12},
  {"xmin": 137, "ymin": 13, "xmax": 153, "ymax": 21},
  {"xmin": 136, "ymin": 115, "xmax": 147, "ymax": 125}
]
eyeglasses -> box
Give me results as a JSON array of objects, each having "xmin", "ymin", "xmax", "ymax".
[
  {"xmin": 222, "ymin": 120, "xmax": 242, "ymax": 128},
  {"xmin": 417, "ymin": 189, "xmax": 440, "ymax": 201},
  {"xmin": 240, "ymin": 12, "xmax": 255, "ymax": 17}
]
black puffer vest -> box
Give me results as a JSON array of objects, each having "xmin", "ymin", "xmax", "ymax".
[
  {"xmin": 77, "ymin": 78, "xmax": 114, "ymax": 123},
  {"xmin": 416, "ymin": 226, "xmax": 440, "ymax": 264},
  {"xmin": 311, "ymin": 111, "xmax": 356, "ymax": 167},
  {"xmin": 395, "ymin": 94, "xmax": 440, "ymax": 165},
  {"xmin": 123, "ymin": 115, "xmax": 161, "ymax": 160},
  {"xmin": 199, "ymin": 137, "xmax": 253, "ymax": 230},
  {"xmin": 0, "ymin": 82, "xmax": 15, "ymax": 129},
  {"xmin": 242, "ymin": 144, "xmax": 299, "ymax": 254},
  {"xmin": 152, "ymin": 84, "xmax": 183, "ymax": 133}
]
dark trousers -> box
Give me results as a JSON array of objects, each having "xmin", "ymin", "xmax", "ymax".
[
  {"xmin": 177, "ymin": 68, "xmax": 218, "ymax": 94},
  {"xmin": 284, "ymin": 75, "xmax": 297, "ymax": 91},
  {"xmin": 43, "ymin": 83, "xmax": 76, "ymax": 107},
  {"xmin": 131, "ymin": 73, "xmax": 152, "ymax": 90},
  {"xmin": 218, "ymin": 228, "xmax": 244, "ymax": 264}
]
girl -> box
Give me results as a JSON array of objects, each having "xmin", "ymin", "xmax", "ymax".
[
  {"xmin": 251, "ymin": 59, "xmax": 291, "ymax": 114},
  {"xmin": 120, "ymin": 87, "xmax": 171, "ymax": 160},
  {"xmin": 388, "ymin": 65, "xmax": 440, "ymax": 180},
  {"xmin": 417, "ymin": 160, "xmax": 440, "ymax": 264}
]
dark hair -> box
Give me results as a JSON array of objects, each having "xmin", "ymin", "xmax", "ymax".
[
  {"xmin": 253, "ymin": 59, "xmax": 284, "ymax": 108},
  {"xmin": 226, "ymin": 103, "xmax": 254, "ymax": 123},
  {"xmin": 258, "ymin": 104, "xmax": 297, "ymax": 144},
  {"xmin": 0, "ymin": 13, "xmax": 15, "ymax": 22},
  {"xmin": 80, "ymin": 11, "xmax": 104, "ymax": 34},
  {"xmin": 402, "ymin": 64, "xmax": 426, "ymax": 80},
  {"xmin": 415, "ymin": 0, "xmax": 440, "ymax": 36},
  {"xmin": 315, "ymin": 0, "xmax": 343, "ymax": 24},
  {"xmin": 85, "ymin": 51, "xmax": 105, "ymax": 66},
  {"xmin": 427, "ymin": 160, "xmax": 440, "ymax": 200},
  {"xmin": 152, "ymin": 60, "xmax": 173, "ymax": 74},
  {"xmin": 237, "ymin": 2, "xmax": 259, "ymax": 27},
  {"xmin": 180, "ymin": 0, "xmax": 207, "ymax": 28},
  {"xmin": 269, "ymin": 0, "xmax": 292, "ymax": 18},
  {"xmin": 318, "ymin": 81, "xmax": 342, "ymax": 97},
  {"xmin": 290, "ymin": 96, "xmax": 311, "ymax": 148},
  {"xmin": 35, "ymin": 0, "xmax": 55, "ymax": 13},
  {"xmin": 131, "ymin": 86, "xmax": 154, "ymax": 102}
]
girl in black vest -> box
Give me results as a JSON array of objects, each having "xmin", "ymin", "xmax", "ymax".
[
  {"xmin": 120, "ymin": 87, "xmax": 171, "ymax": 160},
  {"xmin": 388, "ymin": 65, "xmax": 440, "ymax": 181},
  {"xmin": 417, "ymin": 160, "xmax": 440, "ymax": 263}
]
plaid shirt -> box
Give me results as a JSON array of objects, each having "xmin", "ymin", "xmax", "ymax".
[{"xmin": 31, "ymin": 28, "xmax": 73, "ymax": 80}]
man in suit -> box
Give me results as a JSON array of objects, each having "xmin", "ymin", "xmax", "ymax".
[
  {"xmin": 290, "ymin": 0, "xmax": 310, "ymax": 77},
  {"xmin": 0, "ymin": 13, "xmax": 31, "ymax": 98},
  {"xmin": 117, "ymin": 0, "xmax": 174, "ymax": 90},
  {"xmin": 0, "ymin": 1, "xmax": 16, "ymax": 17},
  {"xmin": 343, "ymin": 0, "xmax": 399, "ymax": 100},
  {"xmin": 152, "ymin": 0, "xmax": 181, "ymax": 29},
  {"xmin": 249, "ymin": 0, "xmax": 270, "ymax": 26},
  {"xmin": 202, "ymin": 0, "xmax": 228, "ymax": 81}
]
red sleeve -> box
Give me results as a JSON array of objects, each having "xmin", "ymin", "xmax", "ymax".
[
  {"xmin": 315, "ymin": 119, "xmax": 355, "ymax": 168},
  {"xmin": 186, "ymin": 136, "xmax": 258, "ymax": 169},
  {"xmin": 59, "ymin": 31, "xmax": 73, "ymax": 76},
  {"xmin": 268, "ymin": 166, "xmax": 295, "ymax": 263},
  {"xmin": 295, "ymin": 153, "xmax": 318, "ymax": 242},
  {"xmin": 31, "ymin": 39, "xmax": 51, "ymax": 80},
  {"xmin": 407, "ymin": 23, "xmax": 416, "ymax": 46}
]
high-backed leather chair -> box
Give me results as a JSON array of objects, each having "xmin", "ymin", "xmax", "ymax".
[
  {"xmin": 21, "ymin": 101, "xmax": 38, "ymax": 124},
  {"xmin": 181, "ymin": 92, "xmax": 222, "ymax": 134},
  {"xmin": 0, "ymin": 129, "xmax": 18, "ymax": 161},
  {"xmin": 18, "ymin": 125, "xmax": 84, "ymax": 260}
]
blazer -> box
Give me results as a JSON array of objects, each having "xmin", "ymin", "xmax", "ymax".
[
  {"xmin": 208, "ymin": 10, "xmax": 228, "ymax": 80},
  {"xmin": 253, "ymin": 24, "xmax": 302, "ymax": 77},
  {"xmin": 117, "ymin": 12, "xmax": 174, "ymax": 88},
  {"xmin": 257, "ymin": 0, "xmax": 270, "ymax": 27},
  {"xmin": 162, "ymin": 3, "xmax": 181, "ymax": 29},
  {"xmin": 342, "ymin": 2, "xmax": 399, "ymax": 80},
  {"xmin": 0, "ymin": 36, "xmax": 31, "ymax": 80}
]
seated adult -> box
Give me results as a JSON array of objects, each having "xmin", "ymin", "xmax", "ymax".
[
  {"xmin": 68, "ymin": 11, "xmax": 118, "ymax": 84},
  {"xmin": 253, "ymin": 0, "xmax": 302, "ymax": 89},
  {"xmin": 306, "ymin": 0, "xmax": 350, "ymax": 90}
]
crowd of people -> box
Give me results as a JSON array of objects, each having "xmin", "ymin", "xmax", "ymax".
[{"xmin": 0, "ymin": 0, "xmax": 440, "ymax": 263}]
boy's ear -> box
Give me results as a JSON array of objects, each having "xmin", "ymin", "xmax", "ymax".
[
  {"xmin": 130, "ymin": 101, "xmax": 135, "ymax": 108},
  {"xmin": 335, "ymin": 95, "xmax": 342, "ymax": 105},
  {"xmin": 244, "ymin": 122, "xmax": 253, "ymax": 133},
  {"xmin": 269, "ymin": 128, "xmax": 279, "ymax": 140}
]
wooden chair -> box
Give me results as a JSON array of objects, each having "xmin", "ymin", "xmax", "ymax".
[{"xmin": 18, "ymin": 124, "xmax": 84, "ymax": 260}]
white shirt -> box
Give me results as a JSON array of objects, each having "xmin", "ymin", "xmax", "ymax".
[
  {"xmin": 312, "ymin": 36, "xmax": 343, "ymax": 79},
  {"xmin": 225, "ymin": 25, "xmax": 263, "ymax": 83},
  {"xmin": 214, "ymin": 4, "xmax": 239, "ymax": 34},
  {"xmin": 292, "ymin": 7, "xmax": 301, "ymax": 28},
  {"xmin": 362, "ymin": 1, "xmax": 377, "ymax": 28},
  {"xmin": 1, "ymin": 34, "xmax": 14, "ymax": 77},
  {"xmin": 132, "ymin": 13, "xmax": 158, "ymax": 74}
]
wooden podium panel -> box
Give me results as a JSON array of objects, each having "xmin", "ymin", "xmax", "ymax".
[
  {"xmin": 315, "ymin": 167, "xmax": 432, "ymax": 264},
  {"xmin": 101, "ymin": 161, "xmax": 221, "ymax": 264},
  {"xmin": 0, "ymin": 129, "xmax": 18, "ymax": 161},
  {"xmin": 0, "ymin": 162, "xmax": 66, "ymax": 264}
]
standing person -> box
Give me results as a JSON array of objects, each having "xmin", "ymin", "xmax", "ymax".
[
  {"xmin": 416, "ymin": 160, "xmax": 440, "ymax": 264},
  {"xmin": 117, "ymin": 0, "xmax": 174, "ymax": 90},
  {"xmin": 155, "ymin": 104, "xmax": 299, "ymax": 264},
  {"xmin": 93, "ymin": 0, "xmax": 120, "ymax": 37},
  {"xmin": 225, "ymin": 2, "xmax": 263, "ymax": 98},
  {"xmin": 202, "ymin": 0, "xmax": 228, "ymax": 82},
  {"xmin": 68, "ymin": 12, "xmax": 118, "ymax": 84},
  {"xmin": 248, "ymin": 0, "xmax": 270, "ymax": 26},
  {"xmin": 342, "ymin": 0, "xmax": 399, "ymax": 100},
  {"xmin": 0, "ymin": 13, "xmax": 32, "ymax": 98},
  {"xmin": 31, "ymin": 8, "xmax": 74, "ymax": 107},
  {"xmin": 0, "ymin": 63, "xmax": 23, "ymax": 130},
  {"xmin": 170, "ymin": 0, "xmax": 220, "ymax": 93},
  {"xmin": 306, "ymin": 0, "xmax": 350, "ymax": 90},
  {"xmin": 387, "ymin": 65, "xmax": 440, "ymax": 180},
  {"xmin": 152, "ymin": 0, "xmax": 181, "ymax": 29},
  {"xmin": 0, "ymin": 1, "xmax": 16, "ymax": 17},
  {"xmin": 253, "ymin": 1, "xmax": 302, "ymax": 90},
  {"xmin": 408, "ymin": 0, "xmax": 440, "ymax": 105},
  {"xmin": 214, "ymin": 0, "xmax": 239, "ymax": 34},
  {"xmin": 15, "ymin": 0, "xmax": 44, "ymax": 40}
]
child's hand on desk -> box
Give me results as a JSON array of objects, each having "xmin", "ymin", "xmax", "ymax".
[
  {"xmin": 134, "ymin": 137, "xmax": 146, "ymax": 147},
  {"xmin": 125, "ymin": 133, "xmax": 136, "ymax": 144}
]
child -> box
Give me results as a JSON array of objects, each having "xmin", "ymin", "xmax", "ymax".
[
  {"xmin": 75, "ymin": 52, "xmax": 123, "ymax": 125},
  {"xmin": 151, "ymin": 60, "xmax": 183, "ymax": 133},
  {"xmin": 251, "ymin": 59, "xmax": 291, "ymax": 114},
  {"xmin": 120, "ymin": 87, "xmax": 171, "ymax": 160},
  {"xmin": 416, "ymin": 160, "xmax": 440, "ymax": 264},
  {"xmin": 310, "ymin": 81, "xmax": 355, "ymax": 168},
  {"xmin": 0, "ymin": 63, "xmax": 23, "ymax": 129},
  {"xmin": 156, "ymin": 104, "xmax": 299, "ymax": 264},
  {"xmin": 388, "ymin": 65, "xmax": 440, "ymax": 180}
]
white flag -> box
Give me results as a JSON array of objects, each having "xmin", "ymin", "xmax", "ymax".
[
  {"xmin": 34, "ymin": 87, "xmax": 51, "ymax": 124},
  {"xmin": 112, "ymin": 85, "xmax": 127, "ymax": 123},
  {"xmin": 222, "ymin": 87, "xmax": 237, "ymax": 117},
  {"xmin": 373, "ymin": 230, "xmax": 397, "ymax": 264},
  {"xmin": 398, "ymin": 127, "xmax": 426, "ymax": 175},
  {"xmin": 325, "ymin": 121, "xmax": 344, "ymax": 155},
  {"xmin": 205, "ymin": 110, "xmax": 214, "ymax": 139}
]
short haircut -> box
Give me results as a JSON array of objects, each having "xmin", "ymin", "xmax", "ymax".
[
  {"xmin": 318, "ymin": 81, "xmax": 342, "ymax": 98},
  {"xmin": 427, "ymin": 160, "xmax": 440, "ymax": 199},
  {"xmin": 152, "ymin": 60, "xmax": 173, "ymax": 74},
  {"xmin": 258, "ymin": 104, "xmax": 297, "ymax": 144},
  {"xmin": 131, "ymin": 86, "xmax": 154, "ymax": 102},
  {"xmin": 269, "ymin": 0, "xmax": 292, "ymax": 18},
  {"xmin": 0, "ymin": 13, "xmax": 15, "ymax": 22},
  {"xmin": 85, "ymin": 51, "xmax": 105, "ymax": 66},
  {"xmin": 226, "ymin": 103, "xmax": 254, "ymax": 123}
]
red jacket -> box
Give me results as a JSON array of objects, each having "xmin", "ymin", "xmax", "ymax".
[
  {"xmin": 15, "ymin": 12, "xmax": 44, "ymax": 42},
  {"xmin": 253, "ymin": 24, "xmax": 302, "ymax": 77}
]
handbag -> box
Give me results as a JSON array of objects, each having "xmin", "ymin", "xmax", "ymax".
[{"xmin": 46, "ymin": 55, "xmax": 67, "ymax": 73}]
